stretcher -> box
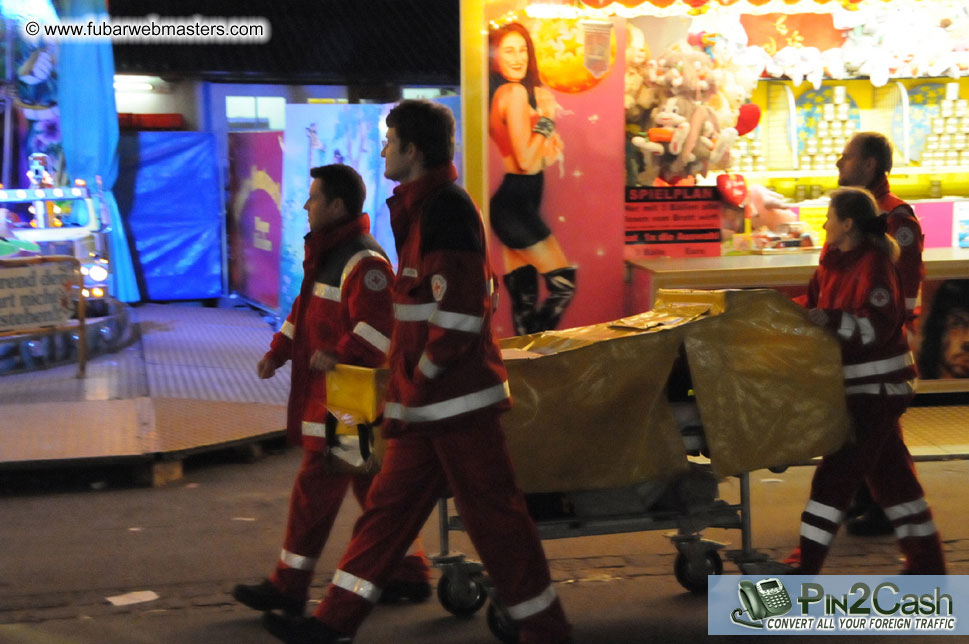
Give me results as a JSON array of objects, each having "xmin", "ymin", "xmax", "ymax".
[{"xmin": 326, "ymin": 288, "xmax": 852, "ymax": 642}]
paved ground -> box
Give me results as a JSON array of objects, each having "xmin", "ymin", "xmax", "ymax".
[{"xmin": 0, "ymin": 446, "xmax": 967, "ymax": 643}]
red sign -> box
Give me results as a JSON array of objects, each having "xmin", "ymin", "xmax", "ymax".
[{"xmin": 625, "ymin": 187, "xmax": 722, "ymax": 259}]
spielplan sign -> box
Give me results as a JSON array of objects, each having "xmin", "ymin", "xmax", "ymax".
[{"xmin": 709, "ymin": 575, "xmax": 968, "ymax": 635}]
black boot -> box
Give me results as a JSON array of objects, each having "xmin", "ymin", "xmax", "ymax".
[
  {"xmin": 535, "ymin": 266, "xmax": 577, "ymax": 331},
  {"xmin": 502, "ymin": 266, "xmax": 539, "ymax": 336}
]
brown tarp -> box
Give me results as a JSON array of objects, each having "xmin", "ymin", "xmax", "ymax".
[{"xmin": 327, "ymin": 288, "xmax": 851, "ymax": 490}]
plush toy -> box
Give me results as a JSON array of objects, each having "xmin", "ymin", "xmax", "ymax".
[{"xmin": 746, "ymin": 184, "xmax": 797, "ymax": 231}]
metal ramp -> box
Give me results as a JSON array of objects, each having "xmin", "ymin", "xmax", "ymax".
[{"xmin": 0, "ymin": 303, "xmax": 289, "ymax": 483}]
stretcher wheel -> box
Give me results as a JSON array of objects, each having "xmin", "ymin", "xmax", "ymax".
[
  {"xmin": 437, "ymin": 573, "xmax": 487, "ymax": 617},
  {"xmin": 674, "ymin": 549, "xmax": 722, "ymax": 594},
  {"xmin": 486, "ymin": 601, "xmax": 518, "ymax": 643}
]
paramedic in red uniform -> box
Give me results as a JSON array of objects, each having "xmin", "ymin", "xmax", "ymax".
[
  {"xmin": 262, "ymin": 100, "xmax": 573, "ymax": 644},
  {"xmin": 787, "ymin": 187, "xmax": 944, "ymax": 575},
  {"xmin": 836, "ymin": 132, "xmax": 925, "ymax": 536},
  {"xmin": 233, "ymin": 164, "xmax": 430, "ymax": 619}
]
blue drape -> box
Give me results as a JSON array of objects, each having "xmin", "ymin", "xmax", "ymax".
[
  {"xmin": 56, "ymin": 0, "xmax": 140, "ymax": 302},
  {"xmin": 116, "ymin": 132, "xmax": 223, "ymax": 301}
]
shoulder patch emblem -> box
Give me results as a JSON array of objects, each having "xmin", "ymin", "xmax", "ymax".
[
  {"xmin": 431, "ymin": 274, "xmax": 447, "ymax": 302},
  {"xmin": 364, "ymin": 269, "xmax": 388, "ymax": 291},
  {"xmin": 869, "ymin": 287, "xmax": 891, "ymax": 308},
  {"xmin": 894, "ymin": 226, "xmax": 914, "ymax": 247}
]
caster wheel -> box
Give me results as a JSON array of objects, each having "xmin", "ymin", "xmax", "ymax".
[
  {"xmin": 437, "ymin": 574, "xmax": 487, "ymax": 617},
  {"xmin": 486, "ymin": 602, "xmax": 519, "ymax": 643},
  {"xmin": 674, "ymin": 549, "xmax": 722, "ymax": 595}
]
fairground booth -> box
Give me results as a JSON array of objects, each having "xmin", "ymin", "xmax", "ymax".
[
  {"xmin": 1, "ymin": 0, "xmax": 967, "ymax": 480},
  {"xmin": 458, "ymin": 0, "xmax": 969, "ymax": 393}
]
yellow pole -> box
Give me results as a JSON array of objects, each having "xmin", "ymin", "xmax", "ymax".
[{"xmin": 460, "ymin": 0, "xmax": 488, "ymax": 218}]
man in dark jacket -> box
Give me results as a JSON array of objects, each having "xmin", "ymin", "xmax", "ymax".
[
  {"xmin": 262, "ymin": 102, "xmax": 572, "ymax": 644},
  {"xmin": 233, "ymin": 164, "xmax": 429, "ymax": 620}
]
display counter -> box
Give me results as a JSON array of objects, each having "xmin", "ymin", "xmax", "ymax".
[
  {"xmin": 625, "ymin": 247, "xmax": 969, "ymax": 394},
  {"xmin": 626, "ymin": 247, "xmax": 969, "ymax": 311}
]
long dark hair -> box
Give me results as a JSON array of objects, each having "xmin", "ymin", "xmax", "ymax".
[
  {"xmin": 489, "ymin": 22, "xmax": 541, "ymax": 109},
  {"xmin": 828, "ymin": 187, "xmax": 899, "ymax": 262},
  {"xmin": 917, "ymin": 279, "xmax": 969, "ymax": 378}
]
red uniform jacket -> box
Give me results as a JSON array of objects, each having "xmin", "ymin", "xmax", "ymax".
[
  {"xmin": 804, "ymin": 238, "xmax": 916, "ymax": 396},
  {"xmin": 266, "ymin": 215, "xmax": 395, "ymax": 449},
  {"xmin": 382, "ymin": 164, "xmax": 510, "ymax": 437},
  {"xmin": 871, "ymin": 175, "xmax": 924, "ymax": 324}
]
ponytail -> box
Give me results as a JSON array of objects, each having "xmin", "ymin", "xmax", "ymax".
[{"xmin": 829, "ymin": 187, "xmax": 899, "ymax": 262}]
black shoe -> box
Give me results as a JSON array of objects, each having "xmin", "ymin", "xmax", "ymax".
[
  {"xmin": 233, "ymin": 579, "xmax": 306, "ymax": 617},
  {"xmin": 378, "ymin": 580, "xmax": 431, "ymax": 604},
  {"xmin": 845, "ymin": 508, "xmax": 893, "ymax": 536},
  {"xmin": 262, "ymin": 612, "xmax": 352, "ymax": 644}
]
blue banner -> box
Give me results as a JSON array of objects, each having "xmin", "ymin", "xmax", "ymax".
[{"xmin": 709, "ymin": 575, "xmax": 969, "ymax": 636}]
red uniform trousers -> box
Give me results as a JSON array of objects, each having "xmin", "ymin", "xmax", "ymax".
[
  {"xmin": 315, "ymin": 413, "xmax": 571, "ymax": 644},
  {"xmin": 270, "ymin": 449, "xmax": 429, "ymax": 600},
  {"xmin": 797, "ymin": 392, "xmax": 945, "ymax": 574}
]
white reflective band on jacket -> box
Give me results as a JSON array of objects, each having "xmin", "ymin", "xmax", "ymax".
[
  {"xmin": 844, "ymin": 380, "xmax": 915, "ymax": 396},
  {"xmin": 838, "ymin": 313, "xmax": 875, "ymax": 346},
  {"xmin": 884, "ymin": 497, "xmax": 928, "ymax": 521},
  {"xmin": 353, "ymin": 321, "xmax": 390, "ymax": 354},
  {"xmin": 429, "ymin": 309, "xmax": 484, "ymax": 333},
  {"xmin": 342, "ymin": 250, "xmax": 385, "ymax": 284},
  {"xmin": 842, "ymin": 351, "xmax": 914, "ymax": 380},
  {"xmin": 314, "ymin": 250, "xmax": 388, "ymax": 303},
  {"xmin": 332, "ymin": 569, "xmax": 381, "ymax": 603},
  {"xmin": 506, "ymin": 585, "xmax": 557, "ymax": 620},
  {"xmin": 906, "ymin": 296, "xmax": 918, "ymax": 311},
  {"xmin": 383, "ymin": 382, "xmax": 511, "ymax": 423},
  {"xmin": 280, "ymin": 548, "xmax": 316, "ymax": 571},
  {"xmin": 394, "ymin": 302, "xmax": 437, "ymax": 321},
  {"xmin": 281, "ymin": 320, "xmax": 295, "ymax": 339},
  {"xmin": 418, "ymin": 353, "xmax": 443, "ymax": 378}
]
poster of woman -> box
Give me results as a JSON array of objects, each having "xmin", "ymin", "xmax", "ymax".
[{"xmin": 486, "ymin": 13, "xmax": 625, "ymax": 337}]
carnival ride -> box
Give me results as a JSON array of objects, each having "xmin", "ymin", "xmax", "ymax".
[{"xmin": 0, "ymin": 153, "xmax": 128, "ymax": 373}]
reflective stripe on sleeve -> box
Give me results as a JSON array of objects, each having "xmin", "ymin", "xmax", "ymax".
[
  {"xmin": 506, "ymin": 585, "xmax": 557, "ymax": 621},
  {"xmin": 429, "ymin": 309, "xmax": 484, "ymax": 333},
  {"xmin": 884, "ymin": 498, "xmax": 929, "ymax": 521},
  {"xmin": 301, "ymin": 420, "xmax": 326, "ymax": 438},
  {"xmin": 394, "ymin": 302, "xmax": 437, "ymax": 321},
  {"xmin": 341, "ymin": 250, "xmax": 387, "ymax": 287},
  {"xmin": 805, "ymin": 500, "xmax": 844, "ymax": 524},
  {"xmin": 384, "ymin": 382, "xmax": 511, "ymax": 423},
  {"xmin": 894, "ymin": 520, "xmax": 937, "ymax": 539},
  {"xmin": 843, "ymin": 352, "xmax": 914, "ymax": 380},
  {"xmin": 332, "ymin": 569, "xmax": 381, "ymax": 603},
  {"xmin": 856, "ymin": 317, "xmax": 875, "ymax": 346},
  {"xmin": 280, "ymin": 548, "xmax": 316, "ymax": 571},
  {"xmin": 313, "ymin": 281, "xmax": 341, "ymax": 302},
  {"xmin": 801, "ymin": 522, "xmax": 835, "ymax": 546},
  {"xmin": 844, "ymin": 380, "xmax": 915, "ymax": 396},
  {"xmin": 281, "ymin": 320, "xmax": 295, "ymax": 339},
  {"xmin": 905, "ymin": 296, "xmax": 918, "ymax": 311},
  {"xmin": 837, "ymin": 314, "xmax": 857, "ymax": 341},
  {"xmin": 418, "ymin": 353, "xmax": 443, "ymax": 378},
  {"xmin": 353, "ymin": 321, "xmax": 390, "ymax": 354}
]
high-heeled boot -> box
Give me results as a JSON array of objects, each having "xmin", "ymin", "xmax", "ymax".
[
  {"xmin": 535, "ymin": 266, "xmax": 577, "ymax": 332},
  {"xmin": 502, "ymin": 265, "xmax": 539, "ymax": 336}
]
